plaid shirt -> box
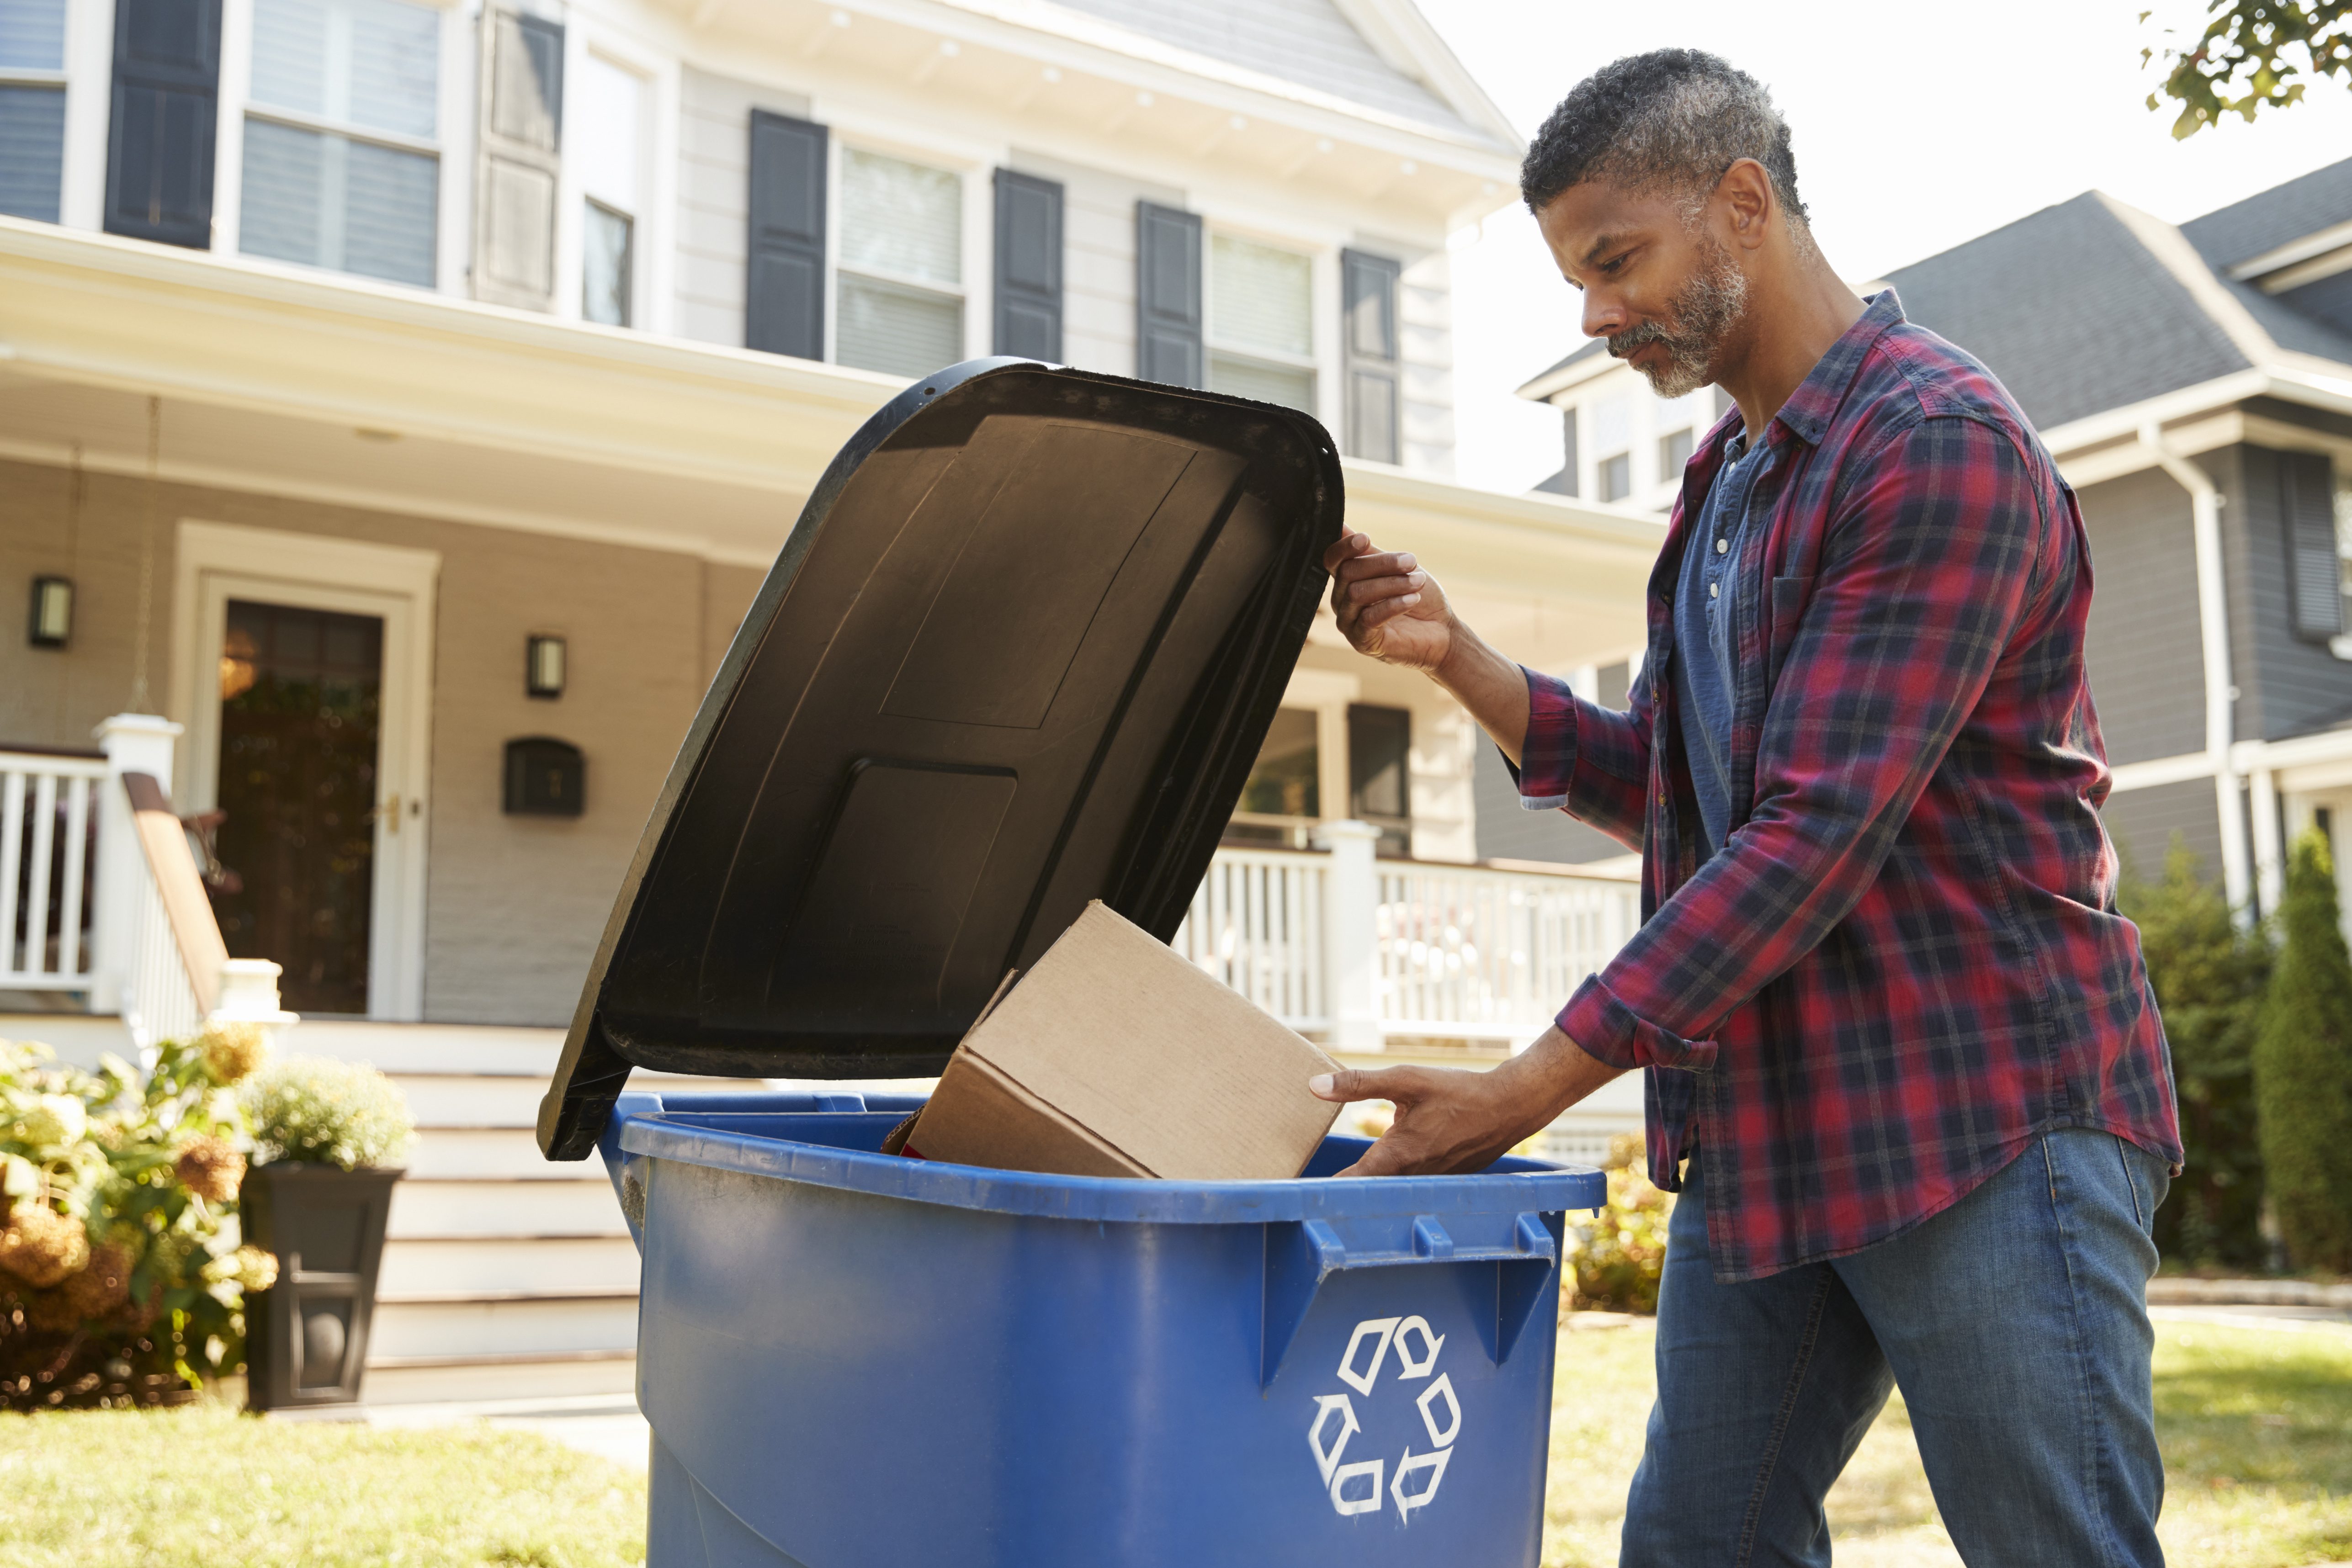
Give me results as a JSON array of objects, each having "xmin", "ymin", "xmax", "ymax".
[{"xmin": 1519, "ymin": 291, "xmax": 2181, "ymax": 1281}]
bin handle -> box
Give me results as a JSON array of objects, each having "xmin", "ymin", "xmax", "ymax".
[{"xmin": 1261, "ymin": 1212, "xmax": 1560, "ymax": 1388}]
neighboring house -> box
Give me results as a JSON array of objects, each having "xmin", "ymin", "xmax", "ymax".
[
  {"xmin": 1514, "ymin": 156, "xmax": 2352, "ymax": 923},
  {"xmin": 0, "ymin": 0, "xmax": 1657, "ymax": 1398}
]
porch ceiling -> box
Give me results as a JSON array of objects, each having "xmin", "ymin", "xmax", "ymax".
[{"xmin": 0, "ymin": 219, "xmax": 1662, "ymax": 667}]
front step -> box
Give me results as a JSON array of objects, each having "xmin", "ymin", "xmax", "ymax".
[
  {"xmin": 372, "ymin": 1293, "xmax": 641, "ymax": 1360},
  {"xmin": 362, "ymin": 1352, "xmax": 639, "ymax": 1405},
  {"xmin": 378, "ymin": 1235, "xmax": 640, "ymax": 1297},
  {"xmin": 388, "ymin": 1176, "xmax": 629, "ymax": 1239}
]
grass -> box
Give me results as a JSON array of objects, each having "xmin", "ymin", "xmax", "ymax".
[
  {"xmin": 0, "ymin": 1405, "xmax": 646, "ymax": 1568},
  {"xmin": 0, "ymin": 1319, "xmax": 2343, "ymax": 1567},
  {"xmin": 1543, "ymin": 1316, "xmax": 2352, "ymax": 1568}
]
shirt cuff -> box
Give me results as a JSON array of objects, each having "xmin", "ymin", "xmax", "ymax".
[
  {"xmin": 1512, "ymin": 666, "xmax": 1581, "ymax": 811},
  {"xmin": 1560, "ymin": 973, "xmax": 1719, "ymax": 1074}
]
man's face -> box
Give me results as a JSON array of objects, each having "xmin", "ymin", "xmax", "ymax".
[{"xmin": 1534, "ymin": 178, "xmax": 1748, "ymax": 399}]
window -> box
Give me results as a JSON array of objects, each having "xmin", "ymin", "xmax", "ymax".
[
  {"xmin": 575, "ymin": 53, "xmax": 640, "ymax": 326},
  {"xmin": 1207, "ymin": 233, "xmax": 1314, "ymax": 415},
  {"xmin": 1341, "ymin": 249, "xmax": 1400, "ymax": 462},
  {"xmin": 1599, "ymin": 453, "xmax": 1632, "ymax": 503},
  {"xmin": 1348, "ymin": 705, "xmax": 1411, "ymax": 858},
  {"xmin": 0, "ymin": 0, "xmax": 67, "ymax": 222},
  {"xmin": 1228, "ymin": 707, "xmax": 1320, "ymax": 848},
  {"xmin": 836, "ymin": 146, "xmax": 964, "ymax": 377},
  {"xmin": 1659, "ymin": 426, "xmax": 1694, "ymax": 479},
  {"xmin": 1592, "ymin": 391, "xmax": 1632, "ymax": 503},
  {"xmin": 240, "ymin": 0, "xmax": 439, "ymax": 286}
]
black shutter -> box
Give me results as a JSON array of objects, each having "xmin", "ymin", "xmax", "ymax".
[
  {"xmin": 104, "ymin": 0, "xmax": 221, "ymax": 249},
  {"xmin": 747, "ymin": 111, "xmax": 828, "ymax": 360},
  {"xmin": 993, "ymin": 169, "xmax": 1062, "ymax": 360},
  {"xmin": 1341, "ymin": 249, "xmax": 1401, "ymax": 463},
  {"xmin": 1135, "ymin": 201, "xmax": 1201, "ymax": 388},
  {"xmin": 2284, "ymin": 450, "xmax": 2343, "ymax": 641},
  {"xmin": 473, "ymin": 9, "xmax": 563, "ymax": 311}
]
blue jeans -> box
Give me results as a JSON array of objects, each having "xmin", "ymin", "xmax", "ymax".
[{"xmin": 1621, "ymin": 1129, "xmax": 2171, "ymax": 1567}]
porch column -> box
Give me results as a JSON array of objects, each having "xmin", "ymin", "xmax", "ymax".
[
  {"xmin": 89, "ymin": 714, "xmax": 181, "ymax": 1015},
  {"xmin": 2250, "ymin": 768, "xmax": 2283, "ymax": 920},
  {"xmin": 1315, "ymin": 819, "xmax": 1383, "ymax": 1055}
]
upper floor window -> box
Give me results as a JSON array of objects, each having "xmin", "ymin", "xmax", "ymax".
[
  {"xmin": 576, "ymin": 53, "xmax": 641, "ymax": 327},
  {"xmin": 836, "ymin": 146, "xmax": 964, "ymax": 377},
  {"xmin": 1207, "ymin": 233, "xmax": 1314, "ymax": 415},
  {"xmin": 1592, "ymin": 391, "xmax": 1633, "ymax": 502},
  {"xmin": 240, "ymin": 0, "xmax": 439, "ymax": 287},
  {"xmin": 0, "ymin": 0, "xmax": 67, "ymax": 222}
]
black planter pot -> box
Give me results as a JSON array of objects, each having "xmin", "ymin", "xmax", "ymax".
[{"xmin": 241, "ymin": 1163, "xmax": 403, "ymax": 1411}]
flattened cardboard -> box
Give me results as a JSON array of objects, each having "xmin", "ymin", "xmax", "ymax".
[{"xmin": 904, "ymin": 901, "xmax": 1342, "ymax": 1181}]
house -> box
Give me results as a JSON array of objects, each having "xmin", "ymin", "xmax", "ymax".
[
  {"xmin": 1514, "ymin": 157, "xmax": 2352, "ymax": 922},
  {"xmin": 1, "ymin": 0, "xmax": 1658, "ymax": 1398}
]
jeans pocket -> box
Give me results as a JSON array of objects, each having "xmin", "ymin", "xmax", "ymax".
[{"xmin": 2113, "ymin": 1135, "xmax": 2165, "ymax": 1236}]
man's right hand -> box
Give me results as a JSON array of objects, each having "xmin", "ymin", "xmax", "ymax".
[{"xmin": 1324, "ymin": 531, "xmax": 1456, "ymax": 673}]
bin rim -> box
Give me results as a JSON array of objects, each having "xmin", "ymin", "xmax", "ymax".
[{"xmin": 610, "ymin": 1096, "xmax": 1606, "ymax": 1224}]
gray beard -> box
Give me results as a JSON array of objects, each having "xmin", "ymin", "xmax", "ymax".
[{"xmin": 1609, "ymin": 239, "xmax": 1748, "ymax": 400}]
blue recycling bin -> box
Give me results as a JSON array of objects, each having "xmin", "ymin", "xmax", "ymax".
[
  {"xmin": 599, "ymin": 1090, "xmax": 1604, "ymax": 1567},
  {"xmin": 536, "ymin": 360, "xmax": 1609, "ymax": 1566}
]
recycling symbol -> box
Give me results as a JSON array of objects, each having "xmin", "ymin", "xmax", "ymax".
[{"xmin": 1306, "ymin": 1315, "xmax": 1460, "ymax": 1520}]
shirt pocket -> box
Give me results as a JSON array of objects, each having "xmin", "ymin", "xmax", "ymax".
[{"xmin": 1767, "ymin": 575, "xmax": 1811, "ymax": 689}]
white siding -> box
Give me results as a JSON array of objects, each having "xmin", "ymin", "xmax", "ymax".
[
  {"xmin": 673, "ymin": 67, "xmax": 812, "ymax": 349},
  {"xmin": 1400, "ymin": 246, "xmax": 1453, "ymax": 477}
]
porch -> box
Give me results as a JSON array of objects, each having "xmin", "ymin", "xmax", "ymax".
[{"xmin": 3, "ymin": 728, "xmax": 1646, "ymax": 1403}]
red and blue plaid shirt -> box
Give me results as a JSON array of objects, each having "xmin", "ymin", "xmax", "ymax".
[{"xmin": 1519, "ymin": 291, "xmax": 2181, "ymax": 1281}]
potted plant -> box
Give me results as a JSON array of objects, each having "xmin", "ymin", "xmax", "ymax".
[
  {"xmin": 0, "ymin": 1022, "xmax": 276, "ymax": 1409},
  {"xmin": 239, "ymin": 1056, "xmax": 414, "ymax": 1411}
]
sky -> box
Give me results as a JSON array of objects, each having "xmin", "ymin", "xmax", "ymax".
[{"xmin": 1414, "ymin": 0, "xmax": 2352, "ymax": 494}]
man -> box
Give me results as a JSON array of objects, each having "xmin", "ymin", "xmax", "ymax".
[{"xmin": 1308, "ymin": 49, "xmax": 2182, "ymax": 1568}]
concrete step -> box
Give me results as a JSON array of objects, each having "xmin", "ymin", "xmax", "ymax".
[
  {"xmin": 379, "ymin": 1235, "xmax": 641, "ymax": 1298},
  {"xmin": 293, "ymin": 1021, "xmax": 566, "ymax": 1077},
  {"xmin": 389, "ymin": 1177, "xmax": 629, "ymax": 1240},
  {"xmin": 407, "ymin": 1127, "xmax": 610, "ymax": 1180},
  {"xmin": 361, "ymin": 1352, "xmax": 638, "ymax": 1406},
  {"xmin": 391, "ymin": 1073, "xmax": 549, "ymax": 1128},
  {"xmin": 371, "ymin": 1293, "xmax": 639, "ymax": 1360}
]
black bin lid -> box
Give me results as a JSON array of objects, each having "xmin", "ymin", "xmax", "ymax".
[{"xmin": 539, "ymin": 359, "xmax": 1343, "ymax": 1157}]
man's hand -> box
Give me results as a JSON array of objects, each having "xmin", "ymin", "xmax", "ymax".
[
  {"xmin": 1324, "ymin": 531, "xmax": 1457, "ymax": 673},
  {"xmin": 1308, "ymin": 1026, "xmax": 1625, "ymax": 1177}
]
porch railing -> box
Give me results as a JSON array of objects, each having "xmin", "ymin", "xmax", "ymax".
[
  {"xmin": 0, "ymin": 746, "xmax": 104, "ymax": 994},
  {"xmin": 1173, "ymin": 826, "xmax": 1642, "ymax": 1052}
]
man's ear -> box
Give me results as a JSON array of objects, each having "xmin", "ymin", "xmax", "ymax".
[{"xmin": 1714, "ymin": 159, "xmax": 1775, "ymax": 254}]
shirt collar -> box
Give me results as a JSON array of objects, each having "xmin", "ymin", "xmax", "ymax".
[{"xmin": 1767, "ymin": 289, "xmax": 1906, "ymax": 448}]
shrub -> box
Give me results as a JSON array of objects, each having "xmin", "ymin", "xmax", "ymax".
[
  {"xmin": 2120, "ymin": 838, "xmax": 2270, "ymax": 1268},
  {"xmin": 243, "ymin": 1058, "xmax": 414, "ymax": 1171},
  {"xmin": 0, "ymin": 1023, "xmax": 274, "ymax": 1408},
  {"xmin": 1564, "ymin": 1134, "xmax": 1675, "ymax": 1314},
  {"xmin": 2253, "ymin": 829, "xmax": 2352, "ymax": 1273}
]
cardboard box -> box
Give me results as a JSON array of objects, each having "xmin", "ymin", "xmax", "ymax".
[{"xmin": 891, "ymin": 901, "xmax": 1342, "ymax": 1181}]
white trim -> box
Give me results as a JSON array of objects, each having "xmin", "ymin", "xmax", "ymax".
[
  {"xmin": 169, "ymin": 520, "xmax": 440, "ymax": 1021},
  {"xmin": 2107, "ymin": 751, "xmax": 2218, "ymax": 793},
  {"xmin": 2230, "ymin": 217, "xmax": 2352, "ymax": 286},
  {"xmin": 58, "ymin": 0, "xmax": 111, "ymax": 233}
]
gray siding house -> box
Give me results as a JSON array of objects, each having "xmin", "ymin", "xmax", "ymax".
[{"xmin": 1508, "ymin": 157, "xmax": 2352, "ymax": 921}]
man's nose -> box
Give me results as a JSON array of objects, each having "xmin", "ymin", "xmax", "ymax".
[{"xmin": 1581, "ymin": 291, "xmax": 1626, "ymax": 342}]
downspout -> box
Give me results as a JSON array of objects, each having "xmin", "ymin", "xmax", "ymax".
[{"xmin": 2140, "ymin": 423, "xmax": 2253, "ymax": 921}]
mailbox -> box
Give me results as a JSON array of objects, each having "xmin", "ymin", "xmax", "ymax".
[{"xmin": 504, "ymin": 737, "xmax": 584, "ymax": 817}]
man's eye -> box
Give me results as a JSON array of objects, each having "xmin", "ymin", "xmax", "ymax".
[{"xmin": 1600, "ymin": 254, "xmax": 1626, "ymax": 275}]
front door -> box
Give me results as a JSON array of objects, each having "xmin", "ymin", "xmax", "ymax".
[{"xmin": 211, "ymin": 599, "xmax": 385, "ymax": 1014}]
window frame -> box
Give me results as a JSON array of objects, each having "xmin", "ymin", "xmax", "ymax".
[
  {"xmin": 824, "ymin": 131, "xmax": 983, "ymax": 375},
  {"xmin": 566, "ymin": 41, "xmax": 651, "ymax": 329},
  {"xmin": 1598, "ymin": 450, "xmax": 1633, "ymax": 503},
  {"xmin": 221, "ymin": 0, "xmax": 448, "ymax": 287},
  {"xmin": 1202, "ymin": 225, "xmax": 1321, "ymax": 417},
  {"xmin": 0, "ymin": 0, "xmax": 69, "ymax": 224}
]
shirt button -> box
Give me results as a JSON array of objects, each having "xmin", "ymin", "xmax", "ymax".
[
  {"xmin": 1715, "ymin": 539, "xmax": 1728, "ymax": 554},
  {"xmin": 1708, "ymin": 582, "xmax": 1719, "ymax": 599}
]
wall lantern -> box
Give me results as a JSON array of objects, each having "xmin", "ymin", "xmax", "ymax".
[
  {"xmin": 526, "ymin": 634, "xmax": 567, "ymax": 698},
  {"xmin": 28, "ymin": 576, "xmax": 73, "ymax": 648}
]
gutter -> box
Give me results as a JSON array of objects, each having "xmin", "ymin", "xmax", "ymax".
[{"xmin": 2139, "ymin": 422, "xmax": 2264, "ymax": 920}]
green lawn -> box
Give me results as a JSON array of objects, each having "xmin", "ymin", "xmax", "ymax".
[
  {"xmin": 0, "ymin": 1319, "xmax": 2343, "ymax": 1567},
  {"xmin": 1545, "ymin": 1317, "xmax": 2352, "ymax": 1568}
]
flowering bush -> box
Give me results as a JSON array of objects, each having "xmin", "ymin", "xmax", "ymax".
[
  {"xmin": 1564, "ymin": 1134, "xmax": 1677, "ymax": 1314},
  {"xmin": 243, "ymin": 1056, "xmax": 413, "ymax": 1171},
  {"xmin": 0, "ymin": 1023, "xmax": 276, "ymax": 1409}
]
